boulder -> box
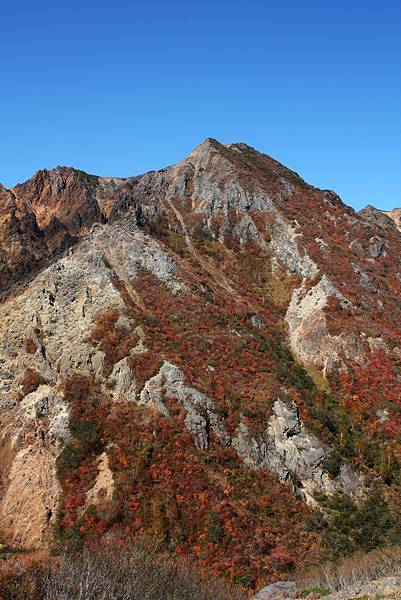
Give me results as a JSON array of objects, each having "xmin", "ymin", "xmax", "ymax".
[{"xmin": 253, "ymin": 580, "xmax": 297, "ymax": 599}]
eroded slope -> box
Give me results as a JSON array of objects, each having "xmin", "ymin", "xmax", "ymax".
[{"xmin": 1, "ymin": 139, "xmax": 401, "ymax": 588}]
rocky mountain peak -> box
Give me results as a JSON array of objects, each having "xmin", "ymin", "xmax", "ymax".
[
  {"xmin": 178, "ymin": 138, "xmax": 310, "ymax": 194},
  {"xmin": 13, "ymin": 166, "xmax": 104, "ymax": 233},
  {"xmin": 1, "ymin": 140, "xmax": 401, "ymax": 587},
  {"xmin": 359, "ymin": 204, "xmax": 398, "ymax": 229}
]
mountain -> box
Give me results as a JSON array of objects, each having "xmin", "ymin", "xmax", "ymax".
[
  {"xmin": 1, "ymin": 138, "xmax": 401, "ymax": 589},
  {"xmin": 381, "ymin": 207, "xmax": 401, "ymax": 231}
]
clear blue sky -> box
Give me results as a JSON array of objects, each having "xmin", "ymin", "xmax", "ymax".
[{"xmin": 1, "ymin": 0, "xmax": 400, "ymax": 210}]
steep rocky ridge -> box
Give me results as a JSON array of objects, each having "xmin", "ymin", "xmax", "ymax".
[
  {"xmin": 0, "ymin": 183, "xmax": 48, "ymax": 296},
  {"xmin": 1, "ymin": 139, "xmax": 401, "ymax": 588},
  {"xmin": 381, "ymin": 207, "xmax": 401, "ymax": 230}
]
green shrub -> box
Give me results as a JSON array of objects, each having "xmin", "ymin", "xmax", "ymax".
[
  {"xmin": 322, "ymin": 451, "xmax": 342, "ymax": 478},
  {"xmin": 207, "ymin": 511, "xmax": 225, "ymax": 543},
  {"xmin": 316, "ymin": 493, "xmax": 399, "ymax": 559},
  {"xmin": 58, "ymin": 443, "xmax": 81, "ymax": 471},
  {"xmin": 70, "ymin": 420, "xmax": 100, "ymax": 445}
]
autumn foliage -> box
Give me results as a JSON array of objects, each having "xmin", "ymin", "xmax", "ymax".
[{"xmin": 48, "ymin": 190, "xmax": 401, "ymax": 590}]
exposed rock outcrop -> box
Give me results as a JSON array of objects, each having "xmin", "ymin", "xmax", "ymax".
[
  {"xmin": 13, "ymin": 167, "xmax": 105, "ymax": 235},
  {"xmin": 85, "ymin": 452, "xmax": 114, "ymax": 508},
  {"xmin": 0, "ymin": 184, "xmax": 48, "ymax": 296},
  {"xmin": 107, "ymin": 358, "xmax": 137, "ymax": 403},
  {"xmin": 0, "ymin": 385, "xmax": 69, "ymax": 548},
  {"xmin": 0, "ymin": 446, "xmax": 61, "ymax": 548},
  {"xmin": 139, "ymin": 364, "xmax": 363, "ymax": 503},
  {"xmin": 269, "ymin": 214, "xmax": 318, "ymax": 278},
  {"xmin": 381, "ymin": 207, "xmax": 401, "ymax": 231},
  {"xmin": 139, "ymin": 361, "xmax": 230, "ymax": 449},
  {"xmin": 359, "ymin": 204, "xmax": 398, "ymax": 230},
  {"xmin": 0, "ymin": 224, "xmax": 185, "ymax": 547},
  {"xmin": 253, "ymin": 580, "xmax": 296, "ymax": 600},
  {"xmin": 285, "ymin": 275, "xmax": 363, "ymax": 375},
  {"xmin": 233, "ymin": 393, "xmax": 363, "ymax": 503}
]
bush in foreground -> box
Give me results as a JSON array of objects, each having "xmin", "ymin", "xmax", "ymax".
[
  {"xmin": 0, "ymin": 541, "xmax": 245, "ymax": 600},
  {"xmin": 297, "ymin": 544, "xmax": 401, "ymax": 592}
]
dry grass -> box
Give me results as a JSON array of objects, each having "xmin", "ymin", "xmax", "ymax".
[
  {"xmin": 297, "ymin": 545, "xmax": 401, "ymax": 593},
  {"xmin": 0, "ymin": 540, "xmax": 245, "ymax": 600}
]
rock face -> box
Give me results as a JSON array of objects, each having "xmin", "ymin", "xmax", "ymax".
[
  {"xmin": 253, "ymin": 580, "xmax": 296, "ymax": 600},
  {"xmin": 359, "ymin": 204, "xmax": 398, "ymax": 229},
  {"xmin": 285, "ymin": 275, "xmax": 363, "ymax": 375},
  {"xmin": 381, "ymin": 207, "xmax": 401, "ymax": 230},
  {"xmin": 1, "ymin": 138, "xmax": 401, "ymax": 585},
  {"xmin": 232, "ymin": 393, "xmax": 363, "ymax": 503},
  {"xmin": 0, "ymin": 385, "xmax": 68, "ymax": 547},
  {"xmin": 0, "ymin": 225, "xmax": 183, "ymax": 546},
  {"xmin": 139, "ymin": 361, "xmax": 230, "ymax": 449},
  {"xmin": 85, "ymin": 452, "xmax": 114, "ymax": 508},
  {"xmin": 13, "ymin": 167, "xmax": 105, "ymax": 235},
  {"xmin": 138, "ymin": 363, "xmax": 362, "ymax": 501},
  {"xmin": 0, "ymin": 184, "xmax": 48, "ymax": 296}
]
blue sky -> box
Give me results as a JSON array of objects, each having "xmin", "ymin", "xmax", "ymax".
[{"xmin": 1, "ymin": 0, "xmax": 400, "ymax": 210}]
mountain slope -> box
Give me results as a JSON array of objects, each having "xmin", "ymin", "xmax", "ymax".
[{"xmin": 1, "ymin": 139, "xmax": 401, "ymax": 589}]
